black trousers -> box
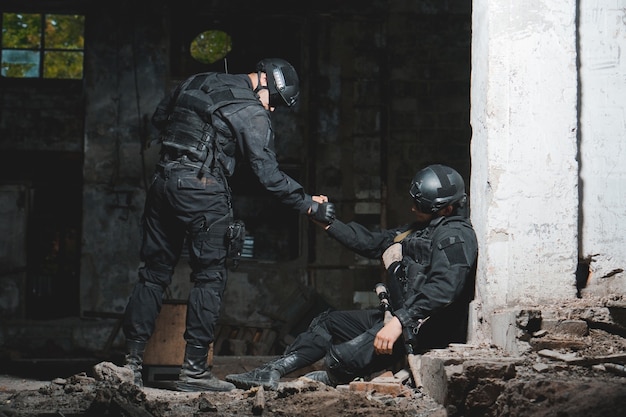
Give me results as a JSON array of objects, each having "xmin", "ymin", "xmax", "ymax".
[
  {"xmin": 285, "ymin": 309, "xmax": 406, "ymax": 382},
  {"xmin": 123, "ymin": 161, "xmax": 231, "ymax": 348}
]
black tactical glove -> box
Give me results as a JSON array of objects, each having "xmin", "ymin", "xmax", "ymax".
[{"xmin": 309, "ymin": 202, "xmax": 336, "ymax": 225}]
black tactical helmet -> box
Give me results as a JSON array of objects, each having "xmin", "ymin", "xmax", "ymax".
[
  {"xmin": 256, "ymin": 58, "xmax": 300, "ymax": 107},
  {"xmin": 409, "ymin": 164, "xmax": 467, "ymax": 213}
]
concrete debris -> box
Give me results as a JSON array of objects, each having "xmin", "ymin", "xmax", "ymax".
[
  {"xmin": 93, "ymin": 361, "xmax": 135, "ymax": 385},
  {"xmin": 1, "ymin": 303, "xmax": 624, "ymax": 417},
  {"xmin": 538, "ymin": 349, "xmax": 626, "ymax": 366},
  {"xmin": 197, "ymin": 394, "xmax": 218, "ymax": 412},
  {"xmin": 604, "ymin": 363, "xmax": 626, "ymax": 377},
  {"xmin": 540, "ymin": 319, "xmax": 589, "ymax": 337},
  {"xmin": 532, "ymin": 362, "xmax": 550, "ymax": 372},
  {"xmin": 537, "ymin": 349, "xmax": 580, "ymax": 362}
]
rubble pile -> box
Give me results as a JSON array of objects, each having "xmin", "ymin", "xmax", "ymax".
[
  {"xmin": 0, "ymin": 299, "xmax": 624, "ymax": 416},
  {"xmin": 417, "ymin": 297, "xmax": 626, "ymax": 417}
]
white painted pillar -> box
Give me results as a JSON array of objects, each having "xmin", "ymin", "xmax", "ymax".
[
  {"xmin": 470, "ymin": 0, "xmax": 579, "ymax": 342},
  {"xmin": 579, "ymin": 1, "xmax": 626, "ymax": 296}
]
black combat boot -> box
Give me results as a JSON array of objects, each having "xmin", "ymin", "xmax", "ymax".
[
  {"xmin": 175, "ymin": 344, "xmax": 235, "ymax": 392},
  {"xmin": 124, "ymin": 340, "xmax": 146, "ymax": 387},
  {"xmin": 303, "ymin": 370, "xmax": 336, "ymax": 387},
  {"xmin": 303, "ymin": 348, "xmax": 353, "ymax": 387},
  {"xmin": 225, "ymin": 352, "xmax": 307, "ymax": 390}
]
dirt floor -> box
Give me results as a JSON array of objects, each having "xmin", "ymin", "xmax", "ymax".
[
  {"xmin": 2, "ymin": 336, "xmax": 625, "ymax": 417},
  {"xmin": 0, "ymin": 362, "xmax": 445, "ymax": 417},
  {"xmin": 1, "ymin": 298, "xmax": 626, "ymax": 416}
]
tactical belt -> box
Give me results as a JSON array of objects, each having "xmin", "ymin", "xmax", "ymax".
[
  {"xmin": 161, "ymin": 148, "xmax": 202, "ymax": 163},
  {"xmin": 159, "ymin": 154, "xmax": 208, "ymax": 171}
]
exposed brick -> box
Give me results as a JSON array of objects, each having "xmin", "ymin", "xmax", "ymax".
[
  {"xmin": 348, "ymin": 380, "xmax": 412, "ymax": 397},
  {"xmin": 348, "ymin": 370, "xmax": 414, "ymax": 397}
]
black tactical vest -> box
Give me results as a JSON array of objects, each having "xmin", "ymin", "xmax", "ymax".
[{"xmin": 160, "ymin": 73, "xmax": 258, "ymax": 167}]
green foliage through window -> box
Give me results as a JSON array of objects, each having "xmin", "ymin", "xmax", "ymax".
[
  {"xmin": 1, "ymin": 12, "xmax": 84, "ymax": 79},
  {"xmin": 190, "ymin": 30, "xmax": 232, "ymax": 64}
]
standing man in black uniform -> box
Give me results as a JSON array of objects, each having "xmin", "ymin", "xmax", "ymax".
[
  {"xmin": 225, "ymin": 164, "xmax": 478, "ymax": 390},
  {"xmin": 122, "ymin": 58, "xmax": 329, "ymax": 392}
]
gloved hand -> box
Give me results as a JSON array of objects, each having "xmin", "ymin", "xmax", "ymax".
[
  {"xmin": 382, "ymin": 243, "xmax": 402, "ymax": 269},
  {"xmin": 309, "ymin": 202, "xmax": 336, "ymax": 225}
]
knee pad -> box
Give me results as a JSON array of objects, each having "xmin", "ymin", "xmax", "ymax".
[
  {"xmin": 325, "ymin": 346, "xmax": 357, "ymax": 385},
  {"xmin": 139, "ymin": 262, "xmax": 174, "ymax": 288}
]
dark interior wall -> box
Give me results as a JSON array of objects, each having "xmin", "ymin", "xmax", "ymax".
[
  {"xmin": 386, "ymin": 3, "xmax": 472, "ymax": 224},
  {"xmin": 308, "ymin": 2, "xmax": 472, "ymax": 307},
  {"xmin": 79, "ymin": 1, "xmax": 169, "ymax": 315},
  {"xmin": 0, "ymin": 0, "xmax": 471, "ymax": 352},
  {"xmin": 0, "ymin": 0, "xmax": 86, "ymax": 319}
]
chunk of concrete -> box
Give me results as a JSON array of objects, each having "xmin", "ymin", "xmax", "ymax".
[
  {"xmin": 540, "ymin": 319, "xmax": 589, "ymax": 337},
  {"xmin": 462, "ymin": 359, "xmax": 517, "ymax": 380},
  {"xmin": 93, "ymin": 361, "xmax": 134, "ymax": 385},
  {"xmin": 420, "ymin": 354, "xmax": 463, "ymax": 405},
  {"xmin": 491, "ymin": 309, "xmax": 538, "ymax": 355},
  {"xmin": 419, "ymin": 352, "xmax": 519, "ymax": 409}
]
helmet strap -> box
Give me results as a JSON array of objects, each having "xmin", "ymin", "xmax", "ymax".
[{"xmin": 253, "ymin": 70, "xmax": 269, "ymax": 99}]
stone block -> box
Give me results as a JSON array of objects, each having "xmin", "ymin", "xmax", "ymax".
[
  {"xmin": 420, "ymin": 354, "xmax": 464, "ymax": 405},
  {"xmin": 419, "ymin": 351, "xmax": 520, "ymax": 412},
  {"xmin": 462, "ymin": 359, "xmax": 517, "ymax": 380},
  {"xmin": 491, "ymin": 309, "xmax": 537, "ymax": 356},
  {"xmin": 540, "ymin": 319, "xmax": 589, "ymax": 337}
]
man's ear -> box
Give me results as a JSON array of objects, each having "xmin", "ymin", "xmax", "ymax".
[{"xmin": 440, "ymin": 205, "xmax": 454, "ymax": 216}]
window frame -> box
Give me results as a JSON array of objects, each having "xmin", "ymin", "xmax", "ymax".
[{"xmin": 1, "ymin": 11, "xmax": 85, "ymax": 80}]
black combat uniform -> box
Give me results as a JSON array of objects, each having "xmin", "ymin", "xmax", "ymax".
[
  {"xmin": 270, "ymin": 213, "xmax": 477, "ymax": 385},
  {"xmin": 123, "ymin": 72, "xmax": 314, "ymax": 351}
]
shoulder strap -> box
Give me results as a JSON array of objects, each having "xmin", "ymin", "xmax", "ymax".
[
  {"xmin": 196, "ymin": 74, "xmax": 258, "ymax": 114},
  {"xmin": 206, "ymin": 87, "xmax": 257, "ymax": 111},
  {"xmin": 394, "ymin": 229, "xmax": 415, "ymax": 243},
  {"xmin": 394, "ymin": 216, "xmax": 454, "ymax": 243}
]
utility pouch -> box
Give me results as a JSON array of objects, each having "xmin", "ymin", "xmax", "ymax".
[
  {"xmin": 402, "ymin": 235, "xmax": 432, "ymax": 264},
  {"xmin": 225, "ymin": 220, "xmax": 246, "ymax": 266}
]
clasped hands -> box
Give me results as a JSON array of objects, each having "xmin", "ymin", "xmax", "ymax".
[{"xmin": 309, "ymin": 195, "xmax": 335, "ymax": 227}]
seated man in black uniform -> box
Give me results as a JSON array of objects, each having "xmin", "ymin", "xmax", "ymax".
[{"xmin": 225, "ymin": 164, "xmax": 478, "ymax": 390}]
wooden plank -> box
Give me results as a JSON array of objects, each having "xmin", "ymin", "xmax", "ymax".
[
  {"xmin": 252, "ymin": 329, "xmax": 278, "ymax": 355},
  {"xmin": 252, "ymin": 386, "xmax": 265, "ymax": 415},
  {"xmin": 143, "ymin": 303, "xmax": 186, "ymax": 366},
  {"xmin": 407, "ymin": 353, "xmax": 422, "ymax": 387}
]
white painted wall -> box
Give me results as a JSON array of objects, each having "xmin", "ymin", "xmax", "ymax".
[
  {"xmin": 470, "ymin": 0, "xmax": 582, "ymax": 341},
  {"xmin": 579, "ymin": 1, "xmax": 626, "ymax": 297}
]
